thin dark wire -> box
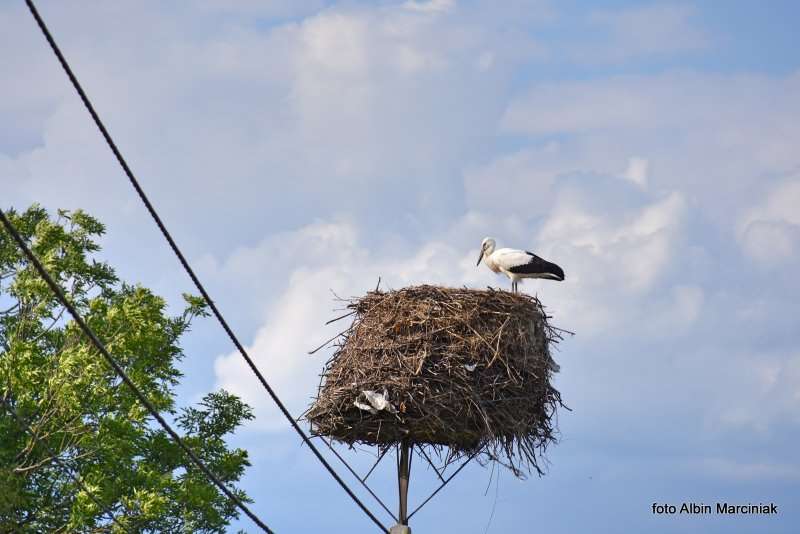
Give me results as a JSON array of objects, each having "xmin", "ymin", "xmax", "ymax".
[
  {"xmin": 483, "ymin": 468, "xmax": 500, "ymax": 534},
  {"xmin": 0, "ymin": 210, "xmax": 274, "ymax": 534},
  {"xmin": 22, "ymin": 2, "xmax": 388, "ymax": 531},
  {"xmin": 362, "ymin": 445, "xmax": 391, "ymax": 483},
  {"xmin": 415, "ymin": 446, "xmax": 445, "ymax": 484},
  {"xmin": 318, "ymin": 437, "xmax": 398, "ymax": 523},
  {"xmin": 407, "ymin": 451, "xmax": 480, "ymax": 521},
  {"xmin": 0, "ymin": 394, "xmax": 133, "ymax": 534}
]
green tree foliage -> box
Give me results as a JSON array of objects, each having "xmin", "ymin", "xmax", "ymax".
[{"xmin": 0, "ymin": 206, "xmax": 254, "ymax": 533}]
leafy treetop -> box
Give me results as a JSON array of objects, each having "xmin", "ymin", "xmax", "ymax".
[{"xmin": 1, "ymin": 205, "xmax": 254, "ymax": 533}]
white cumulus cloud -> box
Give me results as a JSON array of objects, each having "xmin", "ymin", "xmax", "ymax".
[{"xmin": 739, "ymin": 178, "xmax": 800, "ymax": 265}]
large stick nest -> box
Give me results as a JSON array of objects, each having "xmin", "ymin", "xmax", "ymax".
[{"xmin": 305, "ymin": 285, "xmax": 567, "ymax": 476}]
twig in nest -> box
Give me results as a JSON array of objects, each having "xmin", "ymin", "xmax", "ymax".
[{"xmin": 306, "ymin": 285, "xmax": 567, "ymax": 477}]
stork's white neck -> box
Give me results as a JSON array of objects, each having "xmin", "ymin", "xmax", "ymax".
[{"xmin": 484, "ymin": 252, "xmax": 501, "ymax": 273}]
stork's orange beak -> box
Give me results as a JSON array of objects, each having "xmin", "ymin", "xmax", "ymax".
[{"xmin": 476, "ymin": 250, "xmax": 483, "ymax": 266}]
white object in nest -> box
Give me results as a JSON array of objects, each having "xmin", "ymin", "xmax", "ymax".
[
  {"xmin": 354, "ymin": 389, "xmax": 397, "ymax": 414},
  {"xmin": 464, "ymin": 363, "xmax": 478, "ymax": 372}
]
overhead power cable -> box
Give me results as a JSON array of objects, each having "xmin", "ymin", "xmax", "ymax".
[
  {"xmin": 0, "ymin": 210, "xmax": 275, "ymax": 534},
  {"xmin": 0, "ymin": 393, "xmax": 133, "ymax": 534},
  {"xmin": 22, "ymin": 1, "xmax": 388, "ymax": 531}
]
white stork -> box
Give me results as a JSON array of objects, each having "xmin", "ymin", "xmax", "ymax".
[{"xmin": 476, "ymin": 237, "xmax": 565, "ymax": 293}]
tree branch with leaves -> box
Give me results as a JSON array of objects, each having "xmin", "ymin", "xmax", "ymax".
[{"xmin": 1, "ymin": 206, "xmax": 254, "ymax": 533}]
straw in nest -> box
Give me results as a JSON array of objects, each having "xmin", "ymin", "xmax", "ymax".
[{"xmin": 305, "ymin": 285, "xmax": 566, "ymax": 476}]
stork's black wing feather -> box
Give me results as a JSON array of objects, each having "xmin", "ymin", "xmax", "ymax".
[{"xmin": 507, "ymin": 251, "xmax": 565, "ymax": 280}]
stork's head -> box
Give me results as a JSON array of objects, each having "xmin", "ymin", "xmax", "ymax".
[{"xmin": 476, "ymin": 237, "xmax": 496, "ymax": 265}]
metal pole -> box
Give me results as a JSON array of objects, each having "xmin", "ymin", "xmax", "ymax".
[
  {"xmin": 398, "ymin": 439, "xmax": 410, "ymax": 524},
  {"xmin": 391, "ymin": 439, "xmax": 412, "ymax": 534}
]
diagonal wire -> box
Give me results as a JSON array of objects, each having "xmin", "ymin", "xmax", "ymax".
[
  {"xmin": 0, "ymin": 393, "xmax": 133, "ymax": 534},
  {"xmin": 362, "ymin": 445, "xmax": 391, "ymax": 483},
  {"xmin": 22, "ymin": 2, "xmax": 388, "ymax": 531},
  {"xmin": 317, "ymin": 437, "xmax": 398, "ymax": 523},
  {"xmin": 0, "ymin": 210, "xmax": 274, "ymax": 534},
  {"xmin": 22, "ymin": 1, "xmax": 389, "ymax": 531},
  {"xmin": 415, "ymin": 445, "xmax": 446, "ymax": 484},
  {"xmin": 407, "ymin": 451, "xmax": 480, "ymax": 521}
]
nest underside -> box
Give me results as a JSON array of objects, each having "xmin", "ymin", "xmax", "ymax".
[{"xmin": 305, "ymin": 285, "xmax": 565, "ymax": 476}]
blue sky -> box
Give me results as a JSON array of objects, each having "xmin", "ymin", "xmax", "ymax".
[{"xmin": 3, "ymin": 1, "xmax": 800, "ymax": 532}]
